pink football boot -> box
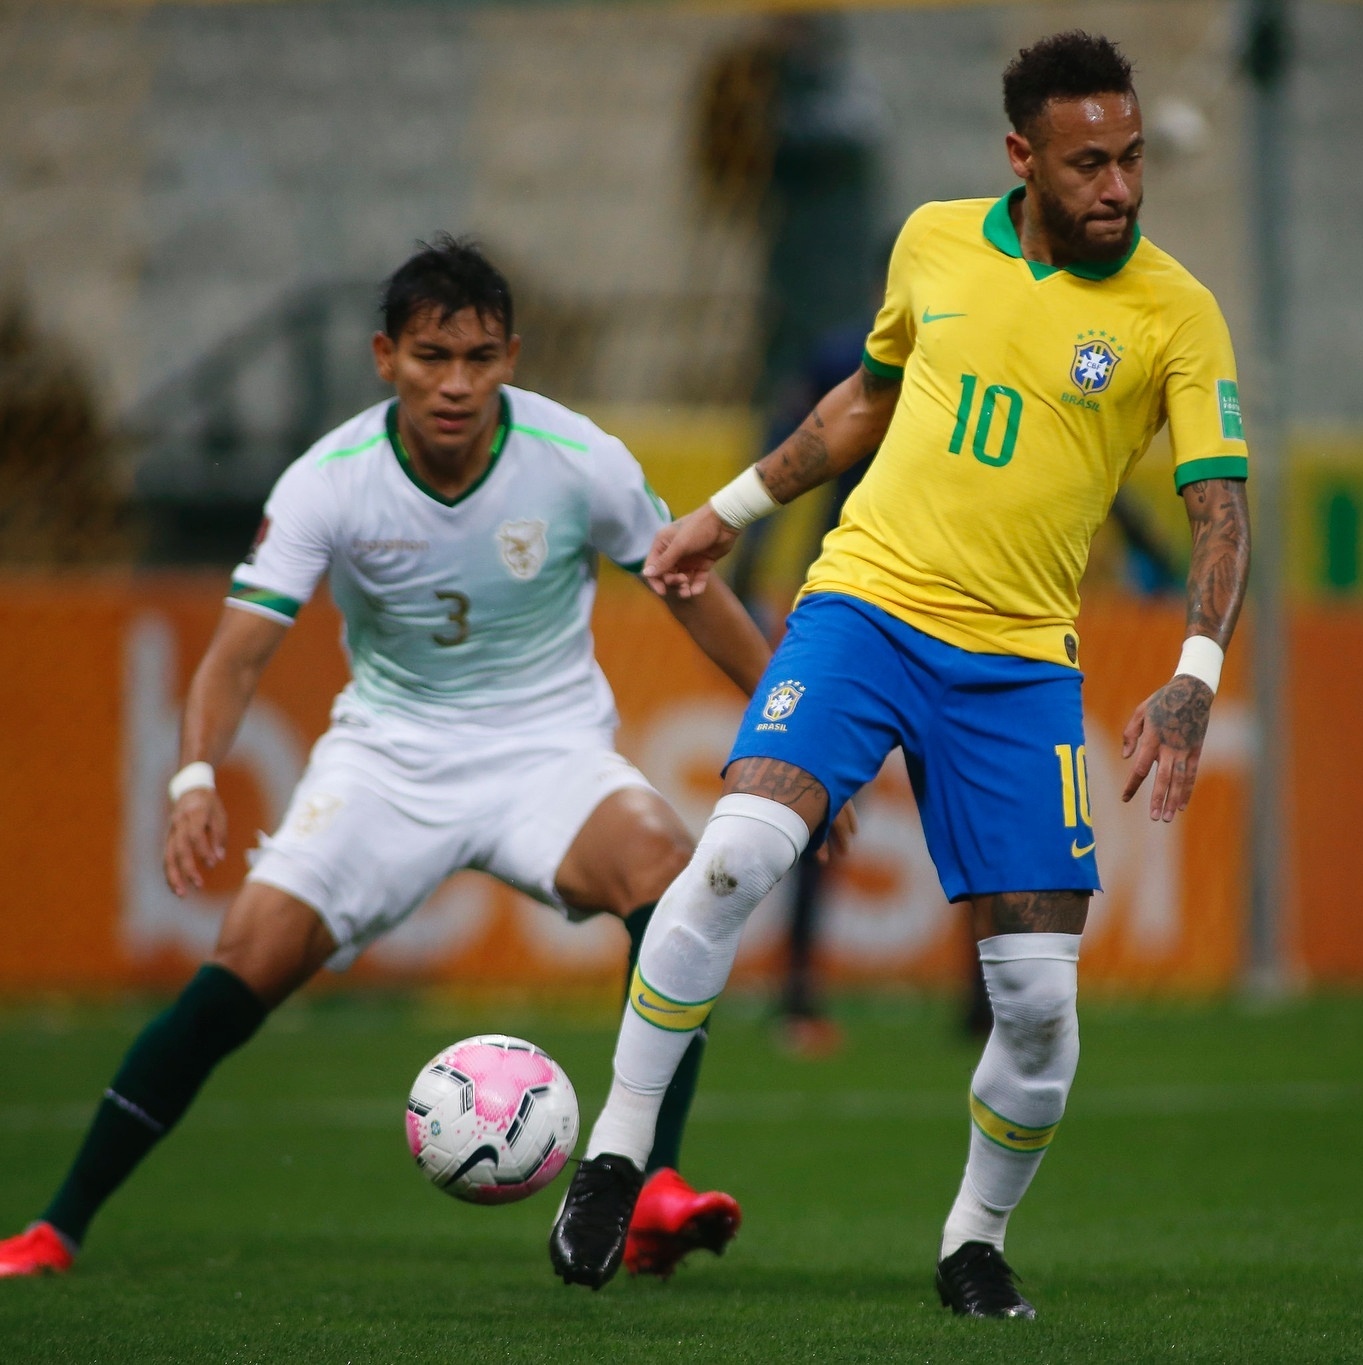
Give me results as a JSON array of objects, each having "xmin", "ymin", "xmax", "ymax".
[
  {"xmin": 0, "ymin": 1223, "xmax": 75, "ymax": 1278},
  {"xmin": 623, "ymin": 1168, "xmax": 741, "ymax": 1279}
]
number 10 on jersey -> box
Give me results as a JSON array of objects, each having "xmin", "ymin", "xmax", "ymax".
[{"xmin": 950, "ymin": 374, "xmax": 1023, "ymax": 468}]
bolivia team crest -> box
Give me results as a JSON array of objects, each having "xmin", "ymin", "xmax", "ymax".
[
  {"xmin": 762, "ymin": 680, "xmax": 805, "ymax": 723},
  {"xmin": 496, "ymin": 519, "xmax": 549, "ymax": 580},
  {"xmin": 1071, "ymin": 338, "xmax": 1121, "ymax": 394}
]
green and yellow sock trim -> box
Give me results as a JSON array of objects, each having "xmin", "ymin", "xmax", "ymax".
[
  {"xmin": 969, "ymin": 1091, "xmax": 1060, "ymax": 1153},
  {"xmin": 628, "ymin": 967, "xmax": 715, "ymax": 1033}
]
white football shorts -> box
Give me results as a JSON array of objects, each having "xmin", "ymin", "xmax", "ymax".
[{"xmin": 246, "ymin": 709, "xmax": 657, "ymax": 970}]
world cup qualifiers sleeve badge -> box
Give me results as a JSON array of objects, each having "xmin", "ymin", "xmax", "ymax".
[{"xmin": 758, "ymin": 680, "xmax": 805, "ymax": 732}]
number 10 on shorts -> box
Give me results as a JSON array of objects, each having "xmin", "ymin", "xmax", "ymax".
[{"xmin": 1054, "ymin": 743, "xmax": 1092, "ymax": 830}]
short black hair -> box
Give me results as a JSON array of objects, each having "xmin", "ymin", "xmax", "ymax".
[
  {"xmin": 380, "ymin": 234, "xmax": 514, "ymax": 340},
  {"xmin": 1003, "ymin": 31, "xmax": 1135, "ymax": 138}
]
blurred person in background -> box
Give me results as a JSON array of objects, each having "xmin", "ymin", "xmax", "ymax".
[
  {"xmin": 698, "ymin": 13, "xmax": 885, "ymax": 1053},
  {"xmin": 0, "ymin": 236, "xmax": 795, "ymax": 1282},
  {"xmin": 550, "ymin": 31, "xmax": 1250, "ymax": 1319},
  {"xmin": 0, "ymin": 295, "xmax": 134, "ymax": 565}
]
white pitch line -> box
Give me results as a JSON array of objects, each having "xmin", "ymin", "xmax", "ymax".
[{"xmin": 0, "ymin": 1081, "xmax": 1356, "ymax": 1134}]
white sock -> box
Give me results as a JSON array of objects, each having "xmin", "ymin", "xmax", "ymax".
[
  {"xmin": 941, "ymin": 932, "xmax": 1081, "ymax": 1259},
  {"xmin": 584, "ymin": 794, "xmax": 810, "ymax": 1164}
]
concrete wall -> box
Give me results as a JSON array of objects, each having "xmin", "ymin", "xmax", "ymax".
[{"xmin": 1, "ymin": 1, "xmax": 1359, "ymax": 444}]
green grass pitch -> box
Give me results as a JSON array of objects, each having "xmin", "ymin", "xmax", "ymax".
[{"xmin": 1, "ymin": 990, "xmax": 1359, "ymax": 1363}]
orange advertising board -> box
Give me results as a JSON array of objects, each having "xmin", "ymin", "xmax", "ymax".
[{"xmin": 0, "ymin": 572, "xmax": 1357, "ymax": 993}]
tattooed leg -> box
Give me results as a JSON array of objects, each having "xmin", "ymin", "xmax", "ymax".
[
  {"xmin": 724, "ymin": 755, "xmax": 829, "ymax": 838},
  {"xmin": 970, "ymin": 889, "xmax": 1090, "ymax": 939}
]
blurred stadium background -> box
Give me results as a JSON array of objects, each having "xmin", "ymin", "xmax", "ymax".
[{"xmin": 2, "ymin": 0, "xmax": 1362, "ymax": 1002}]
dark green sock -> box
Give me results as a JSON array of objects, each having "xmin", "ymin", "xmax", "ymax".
[
  {"xmin": 42, "ymin": 963, "xmax": 267, "ymax": 1246},
  {"xmin": 623, "ymin": 903, "xmax": 707, "ymax": 1175}
]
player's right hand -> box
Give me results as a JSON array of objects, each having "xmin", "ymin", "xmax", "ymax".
[
  {"xmin": 642, "ymin": 504, "xmax": 739, "ymax": 598},
  {"xmin": 164, "ymin": 788, "xmax": 229, "ymax": 896}
]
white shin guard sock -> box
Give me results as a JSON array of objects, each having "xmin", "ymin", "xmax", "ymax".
[
  {"xmin": 941, "ymin": 932, "xmax": 1081, "ymax": 1258},
  {"xmin": 585, "ymin": 794, "xmax": 810, "ymax": 1166}
]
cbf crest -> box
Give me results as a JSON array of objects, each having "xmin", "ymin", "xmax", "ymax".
[
  {"xmin": 761, "ymin": 680, "xmax": 805, "ymax": 725},
  {"xmin": 496, "ymin": 519, "xmax": 549, "ymax": 581},
  {"xmin": 1070, "ymin": 334, "xmax": 1122, "ymax": 394}
]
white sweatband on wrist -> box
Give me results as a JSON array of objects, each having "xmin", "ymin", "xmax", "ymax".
[
  {"xmin": 1174, "ymin": 635, "xmax": 1224, "ymax": 695},
  {"xmin": 708, "ymin": 466, "xmax": 780, "ymax": 530},
  {"xmin": 168, "ymin": 762, "xmax": 215, "ymax": 802}
]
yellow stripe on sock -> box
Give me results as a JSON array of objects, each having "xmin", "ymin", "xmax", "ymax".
[
  {"xmin": 969, "ymin": 1092, "xmax": 1060, "ymax": 1153},
  {"xmin": 628, "ymin": 967, "xmax": 715, "ymax": 1033}
]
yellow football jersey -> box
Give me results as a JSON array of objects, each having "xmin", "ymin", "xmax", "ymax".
[{"xmin": 802, "ymin": 189, "xmax": 1249, "ymax": 667}]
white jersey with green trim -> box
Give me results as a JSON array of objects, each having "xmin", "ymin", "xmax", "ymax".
[{"xmin": 228, "ymin": 386, "xmax": 669, "ymax": 734}]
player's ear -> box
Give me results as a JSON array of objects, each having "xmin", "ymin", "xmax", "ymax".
[
  {"xmin": 372, "ymin": 330, "xmax": 397, "ymax": 383},
  {"xmin": 504, "ymin": 333, "xmax": 522, "ymax": 373},
  {"xmin": 1005, "ymin": 129, "xmax": 1034, "ymax": 180}
]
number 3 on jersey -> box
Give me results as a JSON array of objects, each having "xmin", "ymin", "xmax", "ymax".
[
  {"xmin": 949, "ymin": 374, "xmax": 1023, "ymax": 468},
  {"xmin": 434, "ymin": 590, "xmax": 470, "ymax": 647}
]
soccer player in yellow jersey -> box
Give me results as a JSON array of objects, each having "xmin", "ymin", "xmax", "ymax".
[{"xmin": 550, "ymin": 32, "xmax": 1251, "ymax": 1317}]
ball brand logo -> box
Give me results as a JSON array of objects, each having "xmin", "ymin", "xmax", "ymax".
[
  {"xmin": 497, "ymin": 519, "xmax": 549, "ymax": 580},
  {"xmin": 762, "ymin": 680, "xmax": 805, "ymax": 723}
]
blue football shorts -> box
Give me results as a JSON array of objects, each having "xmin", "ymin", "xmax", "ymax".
[{"xmin": 727, "ymin": 592, "xmax": 1101, "ymax": 902}]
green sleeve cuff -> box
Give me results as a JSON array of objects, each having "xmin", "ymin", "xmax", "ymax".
[
  {"xmin": 614, "ymin": 557, "xmax": 647, "ymax": 575},
  {"xmin": 1173, "ymin": 456, "xmax": 1249, "ymax": 490},
  {"xmin": 861, "ymin": 349, "xmax": 905, "ymax": 381},
  {"xmin": 229, "ymin": 582, "xmax": 302, "ymax": 620}
]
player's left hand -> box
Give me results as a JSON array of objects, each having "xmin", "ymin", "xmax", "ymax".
[
  {"xmin": 1120, "ymin": 676, "xmax": 1213, "ymax": 821},
  {"xmin": 819, "ymin": 800, "xmax": 859, "ymax": 862}
]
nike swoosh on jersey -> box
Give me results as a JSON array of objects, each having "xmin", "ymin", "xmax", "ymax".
[
  {"xmin": 1071, "ymin": 839, "xmax": 1097, "ymax": 858},
  {"xmin": 921, "ymin": 308, "xmax": 967, "ymax": 324}
]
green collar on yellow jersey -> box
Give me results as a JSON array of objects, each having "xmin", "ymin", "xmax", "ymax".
[{"xmin": 984, "ymin": 187, "xmax": 1141, "ymax": 281}]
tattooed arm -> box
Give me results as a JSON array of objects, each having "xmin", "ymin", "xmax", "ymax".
[
  {"xmin": 757, "ymin": 364, "xmax": 901, "ymax": 501},
  {"xmin": 1121, "ymin": 477, "xmax": 1251, "ymax": 820},
  {"xmin": 641, "ymin": 366, "xmax": 901, "ymax": 597}
]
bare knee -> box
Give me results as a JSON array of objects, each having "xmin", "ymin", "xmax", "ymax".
[
  {"xmin": 555, "ymin": 789, "xmax": 694, "ymax": 918},
  {"xmin": 587, "ymin": 811, "xmax": 693, "ymax": 916},
  {"xmin": 210, "ymin": 883, "xmax": 336, "ymax": 1010},
  {"xmin": 620, "ymin": 816, "xmax": 693, "ymax": 909}
]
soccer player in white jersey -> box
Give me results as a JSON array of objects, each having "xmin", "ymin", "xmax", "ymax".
[{"xmin": 0, "ymin": 236, "xmax": 788, "ymax": 1281}]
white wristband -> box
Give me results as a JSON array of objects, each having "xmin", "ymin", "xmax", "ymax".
[
  {"xmin": 168, "ymin": 762, "xmax": 215, "ymax": 802},
  {"xmin": 708, "ymin": 466, "xmax": 780, "ymax": 531},
  {"xmin": 1173, "ymin": 635, "xmax": 1224, "ymax": 695}
]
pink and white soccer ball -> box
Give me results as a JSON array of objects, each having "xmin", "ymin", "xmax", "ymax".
[{"xmin": 406, "ymin": 1035, "xmax": 579, "ymax": 1205}]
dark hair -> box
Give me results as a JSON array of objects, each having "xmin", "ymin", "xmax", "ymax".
[
  {"xmin": 380, "ymin": 234, "xmax": 514, "ymax": 340},
  {"xmin": 1003, "ymin": 31, "xmax": 1135, "ymax": 137}
]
